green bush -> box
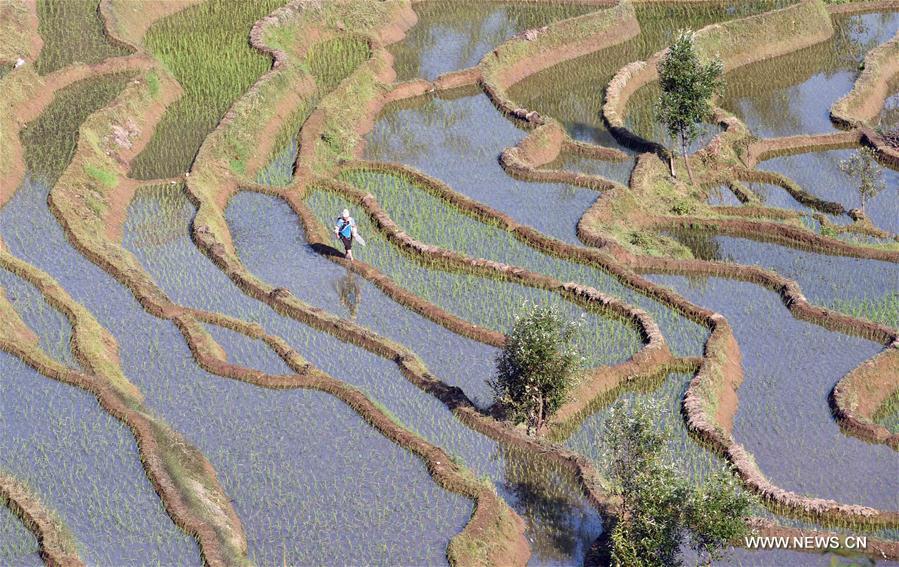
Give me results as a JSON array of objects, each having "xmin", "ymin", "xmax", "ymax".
[
  {"xmin": 490, "ymin": 303, "xmax": 583, "ymax": 435},
  {"xmin": 605, "ymin": 399, "xmax": 753, "ymax": 566}
]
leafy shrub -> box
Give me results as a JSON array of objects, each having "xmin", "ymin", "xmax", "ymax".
[{"xmin": 490, "ymin": 303, "xmax": 583, "ymax": 435}]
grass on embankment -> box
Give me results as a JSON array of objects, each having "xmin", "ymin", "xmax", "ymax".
[{"xmin": 130, "ymin": 0, "xmax": 289, "ymax": 179}]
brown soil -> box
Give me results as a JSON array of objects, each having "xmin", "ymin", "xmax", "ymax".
[
  {"xmin": 742, "ymin": 130, "xmax": 861, "ymax": 167},
  {"xmin": 0, "ymin": 470, "xmax": 83, "ymax": 567},
  {"xmin": 831, "ymin": 347, "xmax": 899, "ymax": 448}
]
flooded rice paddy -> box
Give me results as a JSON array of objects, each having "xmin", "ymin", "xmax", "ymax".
[{"xmin": 3, "ymin": 0, "xmax": 898, "ymax": 564}]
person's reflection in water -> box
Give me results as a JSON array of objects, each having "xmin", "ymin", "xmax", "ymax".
[{"xmin": 335, "ymin": 268, "xmax": 361, "ymax": 320}]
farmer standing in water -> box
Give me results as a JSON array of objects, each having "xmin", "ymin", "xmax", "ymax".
[{"xmin": 334, "ymin": 208, "xmax": 364, "ymax": 260}]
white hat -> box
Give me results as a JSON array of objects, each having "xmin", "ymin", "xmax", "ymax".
[{"xmin": 342, "ymin": 209, "xmax": 350, "ymax": 217}]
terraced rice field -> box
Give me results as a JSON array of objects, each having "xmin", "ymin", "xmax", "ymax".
[{"xmin": 1, "ymin": 0, "xmax": 897, "ymax": 566}]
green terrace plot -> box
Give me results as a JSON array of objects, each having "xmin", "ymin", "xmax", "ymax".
[
  {"xmin": 253, "ymin": 36, "xmax": 371, "ymax": 185},
  {"xmin": 338, "ymin": 169, "xmax": 708, "ymax": 357},
  {"xmin": 34, "ymin": 0, "xmax": 132, "ymax": 75},
  {"xmin": 874, "ymin": 393, "xmax": 899, "ymax": 435},
  {"xmin": 21, "ymin": 73, "xmax": 132, "ymax": 187},
  {"xmin": 389, "ymin": 0, "xmax": 597, "ymax": 82},
  {"xmin": 305, "ymin": 186, "xmax": 643, "ymax": 370},
  {"xmin": 131, "ymin": 0, "xmax": 290, "ymax": 179}
]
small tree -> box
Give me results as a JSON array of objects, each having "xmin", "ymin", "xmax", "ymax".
[
  {"xmin": 839, "ymin": 146, "xmax": 885, "ymax": 215},
  {"xmin": 490, "ymin": 303, "xmax": 582, "ymax": 436},
  {"xmin": 656, "ymin": 30, "xmax": 724, "ymax": 183},
  {"xmin": 604, "ymin": 400, "xmax": 752, "ymax": 566}
]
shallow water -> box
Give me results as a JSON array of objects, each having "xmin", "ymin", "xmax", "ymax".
[
  {"xmin": 707, "ymin": 183, "xmax": 744, "ymax": 206},
  {"xmin": 646, "ymin": 276, "xmax": 897, "ymax": 509},
  {"xmin": 715, "ymin": 547, "xmax": 899, "ymax": 566},
  {"xmin": 305, "ymin": 187, "xmax": 643, "ymax": 371},
  {"xmin": 389, "ymin": 1, "xmax": 596, "ymax": 82},
  {"xmin": 338, "ymin": 169, "xmax": 708, "ymax": 357},
  {"xmin": 880, "ymin": 89, "xmax": 899, "ymax": 131},
  {"xmin": 735, "ymin": 180, "xmax": 853, "ymax": 227},
  {"xmin": 509, "ymin": 1, "xmax": 793, "ymax": 147},
  {"xmin": 545, "ymin": 151, "xmax": 636, "ymax": 187},
  {"xmin": 660, "ymin": 232, "xmax": 897, "ymax": 325},
  {"xmin": 0, "ymin": 351, "xmax": 199, "ymax": 565},
  {"xmin": 204, "ymin": 322, "xmax": 295, "ymax": 375},
  {"xmin": 367, "ymin": 91, "xmax": 597, "ymax": 243},
  {"xmin": 0, "ymin": 268, "xmax": 77, "ymax": 368},
  {"xmin": 721, "ymin": 11, "xmax": 899, "ymax": 138},
  {"xmin": 124, "ymin": 185, "xmax": 605, "ymax": 566},
  {"xmin": 760, "ymin": 148, "xmax": 899, "ymax": 234},
  {"xmin": 1, "ymin": 172, "xmax": 472, "ymax": 565},
  {"xmin": 227, "ymin": 191, "xmax": 499, "ymax": 406},
  {"xmin": 566, "ymin": 371, "xmax": 726, "ymax": 486},
  {"xmin": 0, "ymin": 503, "xmax": 41, "ymax": 567}
]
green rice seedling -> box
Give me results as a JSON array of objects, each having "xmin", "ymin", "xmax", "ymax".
[
  {"xmin": 826, "ymin": 293, "xmax": 899, "ymax": 331},
  {"xmin": 339, "ymin": 169, "xmax": 708, "ymax": 357},
  {"xmin": 508, "ymin": 1, "xmax": 791, "ymax": 147},
  {"xmin": 0, "ymin": 499, "xmax": 40, "ymax": 565},
  {"xmin": 131, "ymin": 0, "xmax": 290, "ymax": 179},
  {"xmin": 20, "ymin": 73, "xmax": 132, "ymax": 186},
  {"xmin": 0, "ymin": 353, "xmax": 197, "ymax": 565},
  {"xmin": 34, "ymin": 0, "xmax": 132, "ymax": 75},
  {"xmin": 306, "ymin": 186, "xmax": 643, "ymax": 370},
  {"xmin": 390, "ymin": 1, "xmax": 597, "ymax": 83},
  {"xmin": 306, "ymin": 36, "xmax": 370, "ymax": 93},
  {"xmin": 0, "ymin": 269, "xmax": 78, "ymax": 368},
  {"xmin": 873, "ymin": 392, "xmax": 899, "ymax": 435},
  {"xmin": 254, "ymin": 37, "xmax": 369, "ymax": 187}
]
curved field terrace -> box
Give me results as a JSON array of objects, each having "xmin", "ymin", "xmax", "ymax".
[{"xmin": 1, "ymin": 0, "xmax": 897, "ymax": 566}]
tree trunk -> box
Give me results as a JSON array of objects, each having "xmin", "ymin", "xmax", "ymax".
[
  {"xmin": 681, "ymin": 131, "xmax": 695, "ymax": 185},
  {"xmin": 668, "ymin": 152, "xmax": 676, "ymax": 178}
]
